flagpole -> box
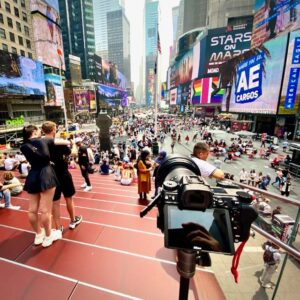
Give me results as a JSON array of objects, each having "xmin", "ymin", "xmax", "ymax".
[{"xmin": 154, "ymin": 30, "xmax": 161, "ymax": 138}]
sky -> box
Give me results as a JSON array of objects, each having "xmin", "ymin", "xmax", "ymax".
[{"xmin": 124, "ymin": 0, "xmax": 180, "ymax": 90}]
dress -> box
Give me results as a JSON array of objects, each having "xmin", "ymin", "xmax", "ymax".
[
  {"xmin": 137, "ymin": 160, "xmax": 151, "ymax": 194},
  {"xmin": 20, "ymin": 138, "xmax": 58, "ymax": 194}
]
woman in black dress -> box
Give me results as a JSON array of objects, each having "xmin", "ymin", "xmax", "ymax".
[{"xmin": 20, "ymin": 125, "xmax": 70, "ymax": 247}]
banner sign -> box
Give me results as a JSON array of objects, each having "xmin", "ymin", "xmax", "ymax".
[
  {"xmin": 235, "ymin": 53, "xmax": 264, "ymax": 104},
  {"xmin": 170, "ymin": 88, "xmax": 177, "ymax": 105},
  {"xmin": 5, "ymin": 115, "xmax": 24, "ymax": 127},
  {"xmin": 279, "ymin": 30, "xmax": 300, "ymax": 115},
  {"xmin": 285, "ymin": 68, "xmax": 300, "ymax": 109}
]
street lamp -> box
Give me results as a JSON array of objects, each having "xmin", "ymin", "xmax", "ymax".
[{"xmin": 57, "ymin": 48, "xmax": 68, "ymax": 132}]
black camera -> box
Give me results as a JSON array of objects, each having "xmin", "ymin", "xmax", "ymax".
[{"xmin": 140, "ymin": 155, "xmax": 258, "ymax": 255}]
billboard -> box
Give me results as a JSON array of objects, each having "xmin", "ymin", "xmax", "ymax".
[
  {"xmin": 199, "ymin": 24, "xmax": 252, "ymax": 76},
  {"xmin": 222, "ymin": 34, "xmax": 288, "ymax": 114},
  {"xmin": 32, "ymin": 13, "xmax": 65, "ymax": 70},
  {"xmin": 252, "ymin": 0, "xmax": 300, "ymax": 47},
  {"xmin": 0, "ymin": 50, "xmax": 46, "ymax": 95},
  {"xmin": 73, "ymin": 89, "xmax": 90, "ymax": 111},
  {"xmin": 191, "ymin": 77, "xmax": 225, "ymax": 105},
  {"xmin": 30, "ymin": 0, "xmax": 60, "ymax": 24},
  {"xmin": 44, "ymin": 73, "xmax": 63, "ymax": 106},
  {"xmin": 94, "ymin": 54, "xmax": 102, "ymax": 83},
  {"xmin": 89, "ymin": 90, "xmax": 96, "ymax": 110},
  {"xmin": 69, "ymin": 54, "xmax": 82, "ymax": 86},
  {"xmin": 278, "ymin": 30, "xmax": 300, "ymax": 114},
  {"xmin": 97, "ymin": 84, "xmax": 127, "ymax": 109},
  {"xmin": 170, "ymin": 88, "xmax": 177, "ymax": 105}
]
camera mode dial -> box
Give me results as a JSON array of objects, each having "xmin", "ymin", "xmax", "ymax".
[{"xmin": 163, "ymin": 181, "xmax": 178, "ymax": 191}]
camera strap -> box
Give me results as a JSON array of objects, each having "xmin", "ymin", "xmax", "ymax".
[{"xmin": 231, "ymin": 240, "xmax": 247, "ymax": 283}]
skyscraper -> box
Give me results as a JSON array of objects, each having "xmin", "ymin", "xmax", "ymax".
[
  {"xmin": 107, "ymin": 9, "xmax": 131, "ymax": 82},
  {"xmin": 59, "ymin": 0, "xmax": 95, "ymax": 80},
  {"xmin": 145, "ymin": 0, "xmax": 159, "ymax": 106},
  {"xmin": 93, "ymin": 0, "xmax": 124, "ymax": 60}
]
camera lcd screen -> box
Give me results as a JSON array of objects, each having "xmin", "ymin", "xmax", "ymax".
[{"xmin": 164, "ymin": 206, "xmax": 235, "ymax": 255}]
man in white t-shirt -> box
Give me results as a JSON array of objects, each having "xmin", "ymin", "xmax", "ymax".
[
  {"xmin": 4, "ymin": 154, "xmax": 19, "ymax": 171},
  {"xmin": 191, "ymin": 142, "xmax": 224, "ymax": 179}
]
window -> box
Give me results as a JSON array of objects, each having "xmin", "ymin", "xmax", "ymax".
[
  {"xmin": 0, "ymin": 28, "xmax": 6, "ymax": 39},
  {"xmin": 20, "ymin": 49, "xmax": 25, "ymax": 56},
  {"xmin": 26, "ymin": 39, "xmax": 31, "ymax": 49},
  {"xmin": 7, "ymin": 17, "xmax": 13, "ymax": 27},
  {"xmin": 5, "ymin": 2, "xmax": 11, "ymax": 13},
  {"xmin": 9, "ymin": 32, "xmax": 15, "ymax": 42},
  {"xmin": 16, "ymin": 21, "xmax": 21, "ymax": 32},
  {"xmin": 14, "ymin": 7, "xmax": 19, "ymax": 17},
  {"xmin": 22, "ymin": 12, "xmax": 27, "ymax": 22},
  {"xmin": 24, "ymin": 25, "xmax": 29, "ymax": 36},
  {"xmin": 2, "ymin": 43, "xmax": 8, "ymax": 52},
  {"xmin": 0, "ymin": 13, "xmax": 3, "ymax": 24},
  {"xmin": 18, "ymin": 35, "xmax": 23, "ymax": 45},
  {"xmin": 11, "ymin": 47, "xmax": 17, "ymax": 54},
  {"xmin": 28, "ymin": 52, "xmax": 32, "ymax": 59},
  {"xmin": 21, "ymin": 0, "xmax": 25, "ymax": 8}
]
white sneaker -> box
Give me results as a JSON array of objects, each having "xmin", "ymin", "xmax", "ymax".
[
  {"xmin": 52, "ymin": 229, "xmax": 62, "ymax": 240},
  {"xmin": 42, "ymin": 231, "xmax": 57, "ymax": 248},
  {"xmin": 81, "ymin": 183, "xmax": 87, "ymax": 188},
  {"xmin": 0, "ymin": 203, "xmax": 5, "ymax": 208},
  {"xmin": 83, "ymin": 186, "xmax": 92, "ymax": 192},
  {"xmin": 34, "ymin": 228, "xmax": 45, "ymax": 245},
  {"xmin": 6, "ymin": 205, "xmax": 21, "ymax": 210}
]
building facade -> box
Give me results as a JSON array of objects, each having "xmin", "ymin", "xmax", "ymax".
[
  {"xmin": 107, "ymin": 9, "xmax": 131, "ymax": 83},
  {"xmin": 59, "ymin": 0, "xmax": 95, "ymax": 80},
  {"xmin": 0, "ymin": 0, "xmax": 35, "ymax": 58},
  {"xmin": 93, "ymin": 0, "xmax": 124, "ymax": 60},
  {"xmin": 145, "ymin": 0, "xmax": 159, "ymax": 106}
]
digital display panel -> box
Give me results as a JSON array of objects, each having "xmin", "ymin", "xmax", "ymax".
[
  {"xmin": 0, "ymin": 50, "xmax": 46, "ymax": 95},
  {"xmin": 97, "ymin": 84, "xmax": 127, "ymax": 109},
  {"xmin": 73, "ymin": 89, "xmax": 90, "ymax": 111},
  {"xmin": 252, "ymin": 0, "xmax": 300, "ymax": 47},
  {"xmin": 44, "ymin": 73, "xmax": 63, "ymax": 106},
  {"xmin": 32, "ymin": 13, "xmax": 65, "ymax": 70},
  {"xmin": 222, "ymin": 34, "xmax": 288, "ymax": 114}
]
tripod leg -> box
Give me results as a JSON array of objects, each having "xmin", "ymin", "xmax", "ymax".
[{"xmin": 179, "ymin": 276, "xmax": 190, "ymax": 300}]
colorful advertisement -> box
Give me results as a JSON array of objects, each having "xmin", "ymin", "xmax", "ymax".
[
  {"xmin": 169, "ymin": 49, "xmax": 196, "ymax": 87},
  {"xmin": 30, "ymin": 0, "xmax": 60, "ymax": 24},
  {"xmin": 170, "ymin": 88, "xmax": 177, "ymax": 105},
  {"xmin": 191, "ymin": 77, "xmax": 225, "ymax": 105},
  {"xmin": 97, "ymin": 84, "xmax": 127, "ymax": 108},
  {"xmin": 73, "ymin": 89, "xmax": 90, "ymax": 111},
  {"xmin": 32, "ymin": 13, "xmax": 65, "ymax": 70},
  {"xmin": 161, "ymin": 82, "xmax": 167, "ymax": 100},
  {"xmin": 0, "ymin": 50, "xmax": 46, "ymax": 95},
  {"xmin": 44, "ymin": 73, "xmax": 63, "ymax": 106},
  {"xmin": 69, "ymin": 54, "xmax": 82, "ymax": 86},
  {"xmin": 279, "ymin": 30, "xmax": 300, "ymax": 114},
  {"xmin": 181, "ymin": 82, "xmax": 191, "ymax": 105},
  {"xmin": 89, "ymin": 90, "xmax": 96, "ymax": 110},
  {"xmin": 252, "ymin": 0, "xmax": 300, "ymax": 47},
  {"xmin": 222, "ymin": 34, "xmax": 288, "ymax": 114},
  {"xmin": 199, "ymin": 24, "xmax": 252, "ymax": 76}
]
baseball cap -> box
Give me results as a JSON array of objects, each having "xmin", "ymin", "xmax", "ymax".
[{"xmin": 74, "ymin": 137, "xmax": 82, "ymax": 144}]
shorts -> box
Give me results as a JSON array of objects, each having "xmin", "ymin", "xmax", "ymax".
[{"xmin": 53, "ymin": 171, "xmax": 76, "ymax": 201}]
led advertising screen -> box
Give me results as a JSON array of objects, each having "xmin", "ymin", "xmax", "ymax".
[
  {"xmin": 191, "ymin": 77, "xmax": 225, "ymax": 105},
  {"xmin": 199, "ymin": 24, "xmax": 252, "ymax": 76},
  {"xmin": 252, "ymin": 0, "xmax": 300, "ymax": 47},
  {"xmin": 97, "ymin": 84, "xmax": 127, "ymax": 109},
  {"xmin": 278, "ymin": 30, "xmax": 300, "ymax": 114},
  {"xmin": 73, "ymin": 89, "xmax": 90, "ymax": 111},
  {"xmin": 32, "ymin": 13, "xmax": 65, "ymax": 70},
  {"xmin": 44, "ymin": 73, "xmax": 63, "ymax": 106},
  {"xmin": 170, "ymin": 88, "xmax": 177, "ymax": 105},
  {"xmin": 89, "ymin": 90, "xmax": 96, "ymax": 110},
  {"xmin": 222, "ymin": 34, "xmax": 288, "ymax": 114},
  {"xmin": 69, "ymin": 54, "xmax": 82, "ymax": 86},
  {"xmin": 0, "ymin": 50, "xmax": 46, "ymax": 95},
  {"xmin": 30, "ymin": 0, "xmax": 60, "ymax": 24}
]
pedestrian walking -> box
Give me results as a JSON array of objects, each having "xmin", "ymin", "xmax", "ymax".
[{"xmin": 260, "ymin": 243, "xmax": 281, "ymax": 288}]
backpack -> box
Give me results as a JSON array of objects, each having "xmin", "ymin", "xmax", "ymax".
[{"xmin": 263, "ymin": 248, "xmax": 275, "ymax": 264}]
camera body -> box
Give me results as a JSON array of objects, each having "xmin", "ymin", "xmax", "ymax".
[{"xmin": 158, "ymin": 175, "xmax": 257, "ymax": 245}]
